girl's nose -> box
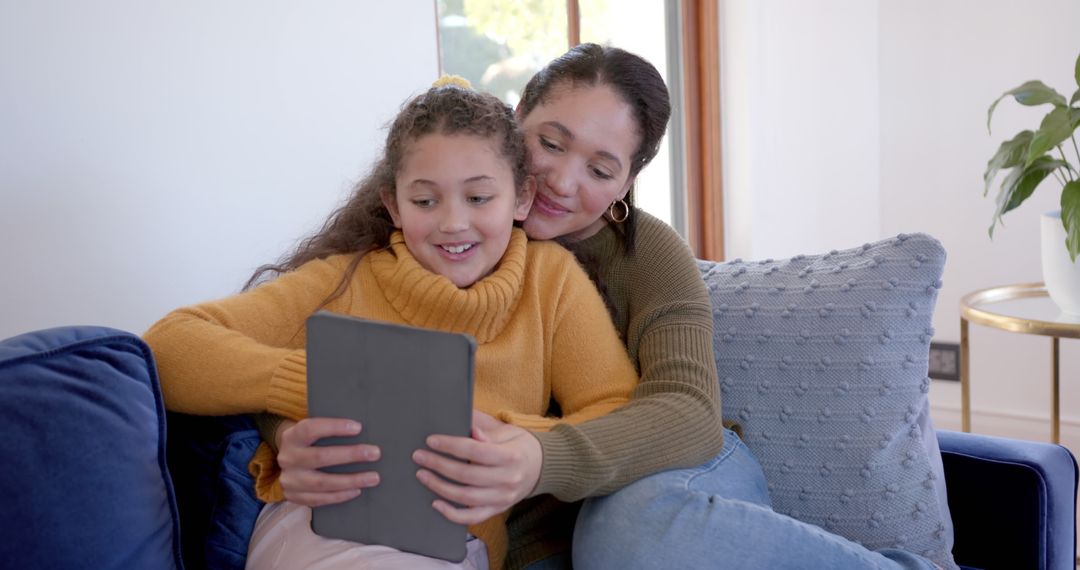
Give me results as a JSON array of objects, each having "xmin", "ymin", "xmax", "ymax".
[{"xmin": 440, "ymin": 201, "xmax": 470, "ymax": 233}]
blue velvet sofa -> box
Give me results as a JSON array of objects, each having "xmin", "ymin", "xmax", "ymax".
[
  {"xmin": 1, "ymin": 235, "xmax": 1077, "ymax": 570},
  {"xmin": 2, "ymin": 325, "xmax": 1076, "ymax": 569}
]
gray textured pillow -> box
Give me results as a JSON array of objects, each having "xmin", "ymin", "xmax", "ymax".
[{"xmin": 698, "ymin": 233, "xmax": 956, "ymax": 570}]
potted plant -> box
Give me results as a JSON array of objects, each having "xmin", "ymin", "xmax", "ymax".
[{"xmin": 984, "ymin": 52, "xmax": 1080, "ymax": 315}]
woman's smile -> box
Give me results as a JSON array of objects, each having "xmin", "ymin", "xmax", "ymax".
[{"xmin": 531, "ymin": 191, "xmax": 572, "ymax": 217}]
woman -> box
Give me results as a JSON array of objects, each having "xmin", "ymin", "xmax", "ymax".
[{"xmin": 270, "ymin": 44, "xmax": 942, "ymax": 570}]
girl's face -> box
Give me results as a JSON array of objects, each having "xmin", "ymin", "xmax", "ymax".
[
  {"xmin": 384, "ymin": 133, "xmax": 533, "ymax": 288},
  {"xmin": 519, "ymin": 84, "xmax": 640, "ymax": 242}
]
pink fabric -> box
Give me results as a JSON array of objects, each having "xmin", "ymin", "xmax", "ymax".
[{"xmin": 246, "ymin": 501, "xmax": 488, "ymax": 570}]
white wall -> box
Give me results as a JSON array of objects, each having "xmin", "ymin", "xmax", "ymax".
[
  {"xmin": 0, "ymin": 1, "xmax": 439, "ymax": 338},
  {"xmin": 720, "ymin": 0, "xmax": 881, "ymax": 261},
  {"xmin": 720, "ymin": 0, "xmax": 1080, "ymax": 446},
  {"xmin": 878, "ymin": 0, "xmax": 1080, "ymax": 440},
  {"xmin": 4, "ymin": 0, "xmax": 1077, "ymax": 444}
]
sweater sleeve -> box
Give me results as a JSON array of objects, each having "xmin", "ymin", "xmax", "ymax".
[
  {"xmin": 142, "ymin": 256, "xmax": 351, "ymax": 420},
  {"xmin": 530, "ymin": 216, "xmax": 725, "ymax": 501}
]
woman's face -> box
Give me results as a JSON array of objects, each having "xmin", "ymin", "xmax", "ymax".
[{"xmin": 519, "ymin": 84, "xmax": 640, "ymax": 242}]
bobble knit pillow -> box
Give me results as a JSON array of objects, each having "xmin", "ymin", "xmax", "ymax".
[{"xmin": 698, "ymin": 233, "xmax": 957, "ymax": 570}]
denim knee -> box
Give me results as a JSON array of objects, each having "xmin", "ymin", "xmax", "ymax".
[
  {"xmin": 590, "ymin": 428, "xmax": 768, "ymax": 508},
  {"xmin": 573, "ymin": 429, "xmax": 770, "ymax": 567}
]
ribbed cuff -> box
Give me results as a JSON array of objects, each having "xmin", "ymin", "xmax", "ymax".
[
  {"xmin": 267, "ymin": 349, "xmax": 307, "ymax": 420},
  {"xmin": 529, "ymin": 428, "xmax": 585, "ymax": 499}
]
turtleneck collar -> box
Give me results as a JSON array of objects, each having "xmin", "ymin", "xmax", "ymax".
[{"xmin": 366, "ymin": 228, "xmax": 528, "ymax": 343}]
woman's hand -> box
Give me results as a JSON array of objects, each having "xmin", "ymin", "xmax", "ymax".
[
  {"xmin": 412, "ymin": 410, "xmax": 543, "ymax": 525},
  {"xmin": 276, "ymin": 417, "xmax": 382, "ymax": 507}
]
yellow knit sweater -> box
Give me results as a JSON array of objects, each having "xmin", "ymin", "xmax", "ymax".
[{"xmin": 143, "ymin": 229, "xmax": 637, "ymax": 569}]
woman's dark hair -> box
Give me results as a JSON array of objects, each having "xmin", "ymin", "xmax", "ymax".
[
  {"xmin": 244, "ymin": 84, "xmax": 528, "ymax": 296},
  {"xmin": 517, "ymin": 42, "xmax": 672, "ymax": 254}
]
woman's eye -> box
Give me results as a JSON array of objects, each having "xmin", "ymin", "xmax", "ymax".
[
  {"xmin": 468, "ymin": 195, "xmax": 493, "ymax": 205},
  {"xmin": 411, "ymin": 198, "xmax": 435, "ymax": 208},
  {"xmin": 539, "ymin": 137, "xmax": 561, "ymax": 152},
  {"xmin": 591, "ymin": 167, "xmax": 614, "ymax": 181}
]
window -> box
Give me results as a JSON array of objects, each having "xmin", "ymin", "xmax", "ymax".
[
  {"xmin": 436, "ymin": 0, "xmax": 570, "ymax": 107},
  {"xmin": 436, "ymin": 0, "xmax": 723, "ymax": 259}
]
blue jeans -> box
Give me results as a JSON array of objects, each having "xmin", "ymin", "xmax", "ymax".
[{"xmin": 571, "ymin": 429, "xmax": 937, "ymax": 570}]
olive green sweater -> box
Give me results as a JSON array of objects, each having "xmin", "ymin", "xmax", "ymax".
[
  {"xmin": 531, "ymin": 210, "xmax": 724, "ymax": 498},
  {"xmin": 504, "ymin": 211, "xmax": 725, "ymax": 568}
]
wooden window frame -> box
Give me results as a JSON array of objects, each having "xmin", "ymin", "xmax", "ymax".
[
  {"xmin": 567, "ymin": 0, "xmax": 580, "ymax": 46},
  {"xmin": 680, "ymin": 0, "xmax": 723, "ymax": 260}
]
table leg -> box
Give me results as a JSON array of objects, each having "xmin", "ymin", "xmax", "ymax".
[
  {"xmin": 1051, "ymin": 336, "xmax": 1060, "ymax": 444},
  {"xmin": 960, "ymin": 317, "xmax": 970, "ymax": 433}
]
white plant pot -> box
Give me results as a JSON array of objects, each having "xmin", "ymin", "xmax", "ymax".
[{"xmin": 1040, "ymin": 210, "xmax": 1080, "ymax": 316}]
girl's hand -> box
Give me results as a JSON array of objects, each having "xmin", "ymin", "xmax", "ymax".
[
  {"xmin": 276, "ymin": 417, "xmax": 382, "ymax": 507},
  {"xmin": 412, "ymin": 410, "xmax": 543, "ymax": 525}
]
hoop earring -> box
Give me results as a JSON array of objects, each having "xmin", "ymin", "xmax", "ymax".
[{"xmin": 608, "ymin": 199, "xmax": 630, "ymax": 223}]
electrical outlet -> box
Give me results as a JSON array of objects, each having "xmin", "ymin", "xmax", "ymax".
[{"xmin": 928, "ymin": 342, "xmax": 960, "ymax": 381}]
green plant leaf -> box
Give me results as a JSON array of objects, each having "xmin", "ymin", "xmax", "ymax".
[
  {"xmin": 1025, "ymin": 107, "xmax": 1078, "ymax": 166},
  {"xmin": 1063, "ymin": 180, "xmax": 1080, "ymax": 262},
  {"xmin": 987, "ymin": 80, "xmax": 1068, "ymax": 133},
  {"xmin": 984, "ymin": 130, "xmax": 1034, "ymax": 196},
  {"xmin": 989, "ymin": 156, "xmax": 1071, "ymax": 237},
  {"xmin": 1071, "ymin": 88, "xmax": 1080, "ymax": 106},
  {"xmin": 1005, "ymin": 158, "xmax": 1073, "ymax": 214},
  {"xmin": 1075, "ymin": 52, "xmax": 1080, "ymax": 89},
  {"xmin": 989, "ymin": 166, "xmax": 1023, "ymax": 238}
]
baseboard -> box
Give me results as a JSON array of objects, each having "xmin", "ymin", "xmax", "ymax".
[{"xmin": 930, "ymin": 403, "xmax": 1080, "ymax": 451}]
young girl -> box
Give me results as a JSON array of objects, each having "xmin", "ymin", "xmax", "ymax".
[{"xmin": 142, "ymin": 77, "xmax": 638, "ymax": 569}]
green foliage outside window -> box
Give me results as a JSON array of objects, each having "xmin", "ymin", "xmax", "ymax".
[{"xmin": 438, "ymin": 0, "xmax": 611, "ymax": 105}]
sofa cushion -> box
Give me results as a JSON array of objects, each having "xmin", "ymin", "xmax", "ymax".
[
  {"xmin": 0, "ymin": 326, "xmax": 182, "ymax": 569},
  {"xmin": 699, "ymin": 233, "xmax": 956, "ymax": 569},
  {"xmin": 166, "ymin": 413, "xmax": 264, "ymax": 570}
]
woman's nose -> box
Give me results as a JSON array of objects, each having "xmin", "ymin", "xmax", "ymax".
[{"xmin": 545, "ymin": 165, "xmax": 576, "ymax": 197}]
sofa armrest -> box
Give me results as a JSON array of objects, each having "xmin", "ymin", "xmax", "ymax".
[
  {"xmin": 938, "ymin": 429, "xmax": 1077, "ymax": 570},
  {"xmin": 0, "ymin": 326, "xmax": 184, "ymax": 568}
]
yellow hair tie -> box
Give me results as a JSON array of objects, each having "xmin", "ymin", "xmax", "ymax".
[{"xmin": 431, "ymin": 74, "xmax": 472, "ymax": 90}]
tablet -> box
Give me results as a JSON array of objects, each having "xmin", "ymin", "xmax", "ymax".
[{"xmin": 305, "ymin": 311, "xmax": 476, "ymax": 562}]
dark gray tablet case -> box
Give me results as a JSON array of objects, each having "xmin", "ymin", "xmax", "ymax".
[{"xmin": 306, "ymin": 311, "xmax": 475, "ymax": 562}]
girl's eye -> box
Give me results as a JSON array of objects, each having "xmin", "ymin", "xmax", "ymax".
[
  {"xmin": 468, "ymin": 195, "xmax": 493, "ymax": 205},
  {"xmin": 411, "ymin": 198, "xmax": 435, "ymax": 208}
]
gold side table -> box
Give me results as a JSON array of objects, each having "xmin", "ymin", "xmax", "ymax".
[{"xmin": 960, "ymin": 283, "xmax": 1080, "ymax": 444}]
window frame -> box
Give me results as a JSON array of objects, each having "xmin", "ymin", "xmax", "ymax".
[{"xmin": 675, "ymin": 0, "xmax": 723, "ymax": 261}]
